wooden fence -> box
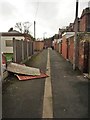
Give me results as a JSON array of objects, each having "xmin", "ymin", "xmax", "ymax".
[{"xmin": 13, "ymin": 38, "xmax": 33, "ymax": 63}]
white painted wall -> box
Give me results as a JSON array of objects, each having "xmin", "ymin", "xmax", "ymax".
[{"xmin": 1, "ymin": 36, "xmax": 24, "ymax": 53}]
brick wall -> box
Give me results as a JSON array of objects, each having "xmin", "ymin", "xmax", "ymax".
[
  {"xmin": 68, "ymin": 36, "xmax": 74, "ymax": 64},
  {"xmin": 78, "ymin": 41, "xmax": 85, "ymax": 72},
  {"xmin": 34, "ymin": 41, "xmax": 44, "ymax": 51},
  {"xmin": 44, "ymin": 39, "xmax": 52, "ymax": 48},
  {"xmin": 87, "ymin": 14, "xmax": 90, "ymax": 31},
  {"xmin": 62, "ymin": 36, "xmax": 67, "ymax": 59},
  {"xmin": 80, "ymin": 15, "xmax": 87, "ymax": 32},
  {"xmin": 78, "ymin": 41, "xmax": 89, "ymax": 73},
  {"xmin": 78, "ymin": 33, "xmax": 90, "ymax": 73},
  {"xmin": 54, "ymin": 32, "xmax": 90, "ymax": 74},
  {"xmin": 79, "ymin": 7, "xmax": 90, "ymax": 32}
]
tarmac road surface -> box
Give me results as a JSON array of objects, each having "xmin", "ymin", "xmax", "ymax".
[{"xmin": 2, "ymin": 48, "xmax": 89, "ymax": 118}]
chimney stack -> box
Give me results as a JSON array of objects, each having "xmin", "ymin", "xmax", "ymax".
[{"xmin": 75, "ymin": 0, "xmax": 79, "ymax": 19}]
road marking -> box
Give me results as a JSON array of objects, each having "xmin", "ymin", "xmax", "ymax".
[{"xmin": 42, "ymin": 48, "xmax": 53, "ymax": 118}]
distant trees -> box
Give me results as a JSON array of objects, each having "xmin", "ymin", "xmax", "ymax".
[
  {"xmin": 15, "ymin": 22, "xmax": 22, "ymax": 33},
  {"xmin": 15, "ymin": 22, "xmax": 32, "ymax": 34}
]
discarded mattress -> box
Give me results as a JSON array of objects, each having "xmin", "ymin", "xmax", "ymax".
[
  {"xmin": 7, "ymin": 62, "xmax": 40, "ymax": 76},
  {"xmin": 15, "ymin": 72, "xmax": 49, "ymax": 81}
]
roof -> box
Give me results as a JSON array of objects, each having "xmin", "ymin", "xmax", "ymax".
[
  {"xmin": 62, "ymin": 32, "xmax": 75, "ymax": 39},
  {"xmin": 1, "ymin": 32, "xmax": 33, "ymax": 40},
  {"xmin": 1, "ymin": 32, "xmax": 24, "ymax": 37},
  {"xmin": 81, "ymin": 7, "xmax": 90, "ymax": 18},
  {"xmin": 57, "ymin": 38, "xmax": 62, "ymax": 43}
]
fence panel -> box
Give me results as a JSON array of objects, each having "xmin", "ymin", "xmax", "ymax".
[
  {"xmin": 16, "ymin": 40, "xmax": 22, "ymax": 63},
  {"xmin": 13, "ymin": 39, "xmax": 34, "ymax": 63},
  {"xmin": 23, "ymin": 41, "xmax": 27, "ymax": 60},
  {"xmin": 28, "ymin": 41, "xmax": 33, "ymax": 56}
]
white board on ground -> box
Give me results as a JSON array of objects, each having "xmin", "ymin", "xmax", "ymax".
[{"xmin": 7, "ymin": 62, "xmax": 40, "ymax": 76}]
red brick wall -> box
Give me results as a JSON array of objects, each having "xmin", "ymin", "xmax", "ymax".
[
  {"xmin": 34, "ymin": 41, "xmax": 44, "ymax": 51},
  {"xmin": 87, "ymin": 14, "xmax": 90, "ymax": 31},
  {"xmin": 44, "ymin": 39, "xmax": 52, "ymax": 48},
  {"xmin": 80, "ymin": 15, "xmax": 87, "ymax": 32},
  {"xmin": 62, "ymin": 36, "xmax": 67, "ymax": 59},
  {"xmin": 68, "ymin": 37, "xmax": 74, "ymax": 64}
]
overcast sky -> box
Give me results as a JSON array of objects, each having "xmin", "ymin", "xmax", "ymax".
[{"xmin": 0, "ymin": 0, "xmax": 89, "ymax": 38}]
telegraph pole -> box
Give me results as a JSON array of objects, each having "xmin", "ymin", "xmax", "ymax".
[
  {"xmin": 73, "ymin": 0, "xmax": 79, "ymax": 70},
  {"xmin": 34, "ymin": 21, "xmax": 36, "ymax": 40},
  {"xmin": 43, "ymin": 32, "xmax": 47, "ymax": 40}
]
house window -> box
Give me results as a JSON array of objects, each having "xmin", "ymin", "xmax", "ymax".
[{"xmin": 6, "ymin": 40, "xmax": 13, "ymax": 47}]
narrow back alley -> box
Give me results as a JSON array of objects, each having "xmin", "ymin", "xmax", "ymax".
[{"xmin": 2, "ymin": 48, "xmax": 89, "ymax": 118}]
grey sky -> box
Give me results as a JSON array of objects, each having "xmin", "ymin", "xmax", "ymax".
[{"xmin": 0, "ymin": 0, "xmax": 89, "ymax": 38}]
